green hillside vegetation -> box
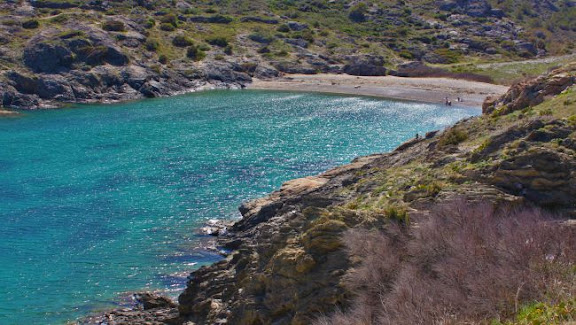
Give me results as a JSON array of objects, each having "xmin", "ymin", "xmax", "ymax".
[{"xmin": 0, "ymin": 0, "xmax": 575, "ymax": 83}]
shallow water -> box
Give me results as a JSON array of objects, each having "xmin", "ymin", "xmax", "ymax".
[{"xmin": 0, "ymin": 90, "xmax": 479, "ymax": 324}]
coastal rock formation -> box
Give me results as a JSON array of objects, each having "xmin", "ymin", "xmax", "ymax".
[
  {"xmin": 483, "ymin": 64, "xmax": 576, "ymax": 114},
  {"xmin": 342, "ymin": 55, "xmax": 387, "ymax": 76},
  {"xmin": 172, "ymin": 65, "xmax": 576, "ymax": 324},
  {"xmin": 79, "ymin": 63, "xmax": 576, "ymax": 325}
]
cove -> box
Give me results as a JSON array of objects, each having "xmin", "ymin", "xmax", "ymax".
[{"xmin": 0, "ymin": 90, "xmax": 479, "ymax": 324}]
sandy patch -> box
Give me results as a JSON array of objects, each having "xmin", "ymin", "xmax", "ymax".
[{"xmin": 247, "ymin": 74, "xmax": 509, "ymax": 107}]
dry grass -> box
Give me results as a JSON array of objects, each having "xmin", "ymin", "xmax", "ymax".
[{"xmin": 316, "ymin": 200, "xmax": 576, "ymax": 325}]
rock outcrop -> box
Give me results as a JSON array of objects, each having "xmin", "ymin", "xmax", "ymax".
[
  {"xmin": 79, "ymin": 64, "xmax": 576, "ymax": 325},
  {"xmin": 483, "ymin": 64, "xmax": 576, "ymax": 115},
  {"xmin": 342, "ymin": 55, "xmax": 387, "ymax": 76},
  {"xmin": 172, "ymin": 65, "xmax": 576, "ymax": 325}
]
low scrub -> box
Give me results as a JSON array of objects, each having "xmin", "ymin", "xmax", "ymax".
[
  {"xmin": 172, "ymin": 35, "xmax": 193, "ymax": 47},
  {"xmin": 102, "ymin": 20, "xmax": 125, "ymax": 32},
  {"xmin": 316, "ymin": 200, "xmax": 576, "ymax": 324},
  {"xmin": 438, "ymin": 128, "xmax": 468, "ymax": 146}
]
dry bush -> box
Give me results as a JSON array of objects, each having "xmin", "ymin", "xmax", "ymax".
[{"xmin": 316, "ymin": 200, "xmax": 576, "ymax": 325}]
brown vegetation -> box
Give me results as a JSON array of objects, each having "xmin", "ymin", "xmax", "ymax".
[{"xmin": 316, "ymin": 200, "xmax": 576, "ymax": 325}]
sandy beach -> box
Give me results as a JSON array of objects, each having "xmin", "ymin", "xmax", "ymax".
[{"xmin": 248, "ymin": 74, "xmax": 509, "ymax": 107}]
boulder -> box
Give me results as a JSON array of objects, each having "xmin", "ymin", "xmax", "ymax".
[
  {"xmin": 287, "ymin": 21, "xmax": 308, "ymax": 31},
  {"xmin": 343, "ymin": 55, "xmax": 387, "ymax": 76},
  {"xmin": 204, "ymin": 63, "xmax": 252, "ymax": 84},
  {"xmin": 2, "ymin": 90, "xmax": 39, "ymax": 109},
  {"xmin": 134, "ymin": 293, "xmax": 177, "ymax": 310},
  {"xmin": 284, "ymin": 38, "xmax": 308, "ymax": 48},
  {"xmin": 35, "ymin": 75, "xmax": 74, "ymax": 100},
  {"xmin": 253, "ymin": 64, "xmax": 280, "ymax": 79},
  {"xmin": 23, "ymin": 41, "xmax": 74, "ymax": 73}
]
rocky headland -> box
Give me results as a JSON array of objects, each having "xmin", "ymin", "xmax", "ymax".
[{"xmin": 78, "ymin": 63, "xmax": 576, "ymax": 325}]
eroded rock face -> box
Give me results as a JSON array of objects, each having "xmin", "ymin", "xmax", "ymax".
[
  {"xmin": 172, "ymin": 66, "xmax": 576, "ymax": 325},
  {"xmin": 23, "ymin": 42, "xmax": 74, "ymax": 73},
  {"xmin": 342, "ymin": 55, "xmax": 387, "ymax": 76},
  {"xmin": 483, "ymin": 65, "xmax": 576, "ymax": 115}
]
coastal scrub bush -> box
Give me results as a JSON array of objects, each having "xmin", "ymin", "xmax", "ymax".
[
  {"xmin": 22, "ymin": 19, "xmax": 40, "ymax": 29},
  {"xmin": 438, "ymin": 128, "xmax": 468, "ymax": 146},
  {"xmin": 186, "ymin": 45, "xmax": 205, "ymax": 61},
  {"xmin": 172, "ymin": 35, "xmax": 193, "ymax": 47},
  {"xmin": 102, "ymin": 20, "xmax": 126, "ymax": 32},
  {"xmin": 160, "ymin": 13, "xmax": 178, "ymax": 27},
  {"xmin": 349, "ymin": 3, "xmax": 367, "ymax": 22},
  {"xmin": 143, "ymin": 18, "xmax": 155, "ymax": 29},
  {"xmin": 50, "ymin": 14, "xmax": 70, "ymax": 23},
  {"xmin": 159, "ymin": 23, "xmax": 175, "ymax": 31},
  {"xmin": 145, "ymin": 39, "xmax": 159, "ymax": 51},
  {"xmin": 277, "ymin": 24, "xmax": 290, "ymax": 33},
  {"xmin": 205, "ymin": 36, "xmax": 228, "ymax": 47},
  {"xmin": 248, "ymin": 32, "xmax": 275, "ymax": 44},
  {"xmin": 316, "ymin": 200, "xmax": 576, "ymax": 325}
]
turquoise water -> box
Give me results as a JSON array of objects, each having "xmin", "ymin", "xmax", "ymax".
[{"xmin": 0, "ymin": 90, "xmax": 479, "ymax": 324}]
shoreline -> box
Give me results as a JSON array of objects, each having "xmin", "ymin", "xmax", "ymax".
[{"xmin": 247, "ymin": 74, "xmax": 509, "ymax": 108}]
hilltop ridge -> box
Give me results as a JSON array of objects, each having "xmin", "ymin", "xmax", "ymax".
[{"xmin": 1, "ymin": 0, "xmax": 575, "ymax": 108}]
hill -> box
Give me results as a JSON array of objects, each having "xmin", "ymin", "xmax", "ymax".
[{"xmin": 1, "ymin": 0, "xmax": 575, "ymax": 108}]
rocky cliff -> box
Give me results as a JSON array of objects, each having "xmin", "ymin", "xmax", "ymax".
[{"xmin": 82, "ymin": 64, "xmax": 576, "ymax": 324}]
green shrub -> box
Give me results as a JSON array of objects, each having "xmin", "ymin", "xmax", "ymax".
[
  {"xmin": 399, "ymin": 50, "xmax": 413, "ymax": 59},
  {"xmin": 144, "ymin": 18, "xmax": 155, "ymax": 29},
  {"xmin": 172, "ymin": 35, "xmax": 193, "ymax": 47},
  {"xmin": 349, "ymin": 3, "xmax": 368, "ymax": 22},
  {"xmin": 22, "ymin": 19, "xmax": 39, "ymax": 29},
  {"xmin": 301, "ymin": 30, "xmax": 314, "ymax": 43},
  {"xmin": 439, "ymin": 128, "xmax": 468, "ymax": 146},
  {"xmin": 198, "ymin": 43, "xmax": 210, "ymax": 51},
  {"xmin": 102, "ymin": 20, "xmax": 125, "ymax": 32},
  {"xmin": 50, "ymin": 14, "xmax": 69, "ymax": 24},
  {"xmin": 159, "ymin": 23, "xmax": 175, "ymax": 31},
  {"xmin": 434, "ymin": 48, "xmax": 461, "ymax": 63},
  {"xmin": 384, "ymin": 205, "xmax": 409, "ymax": 225},
  {"xmin": 248, "ymin": 32, "xmax": 274, "ymax": 44},
  {"xmin": 145, "ymin": 39, "xmax": 159, "ymax": 51},
  {"xmin": 58, "ymin": 30, "xmax": 85, "ymax": 39},
  {"xmin": 277, "ymin": 24, "xmax": 290, "ymax": 33},
  {"xmin": 504, "ymin": 300, "xmax": 576, "ymax": 324},
  {"xmin": 205, "ymin": 36, "xmax": 228, "ymax": 47},
  {"xmin": 224, "ymin": 45, "xmax": 233, "ymax": 55},
  {"xmin": 160, "ymin": 14, "xmax": 178, "ymax": 27},
  {"xmin": 186, "ymin": 45, "xmax": 205, "ymax": 61},
  {"xmin": 209, "ymin": 15, "xmax": 233, "ymax": 24},
  {"xmin": 158, "ymin": 54, "xmax": 168, "ymax": 64}
]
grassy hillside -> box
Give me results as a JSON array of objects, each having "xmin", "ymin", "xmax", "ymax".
[{"xmin": 1, "ymin": 0, "xmax": 574, "ymax": 77}]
